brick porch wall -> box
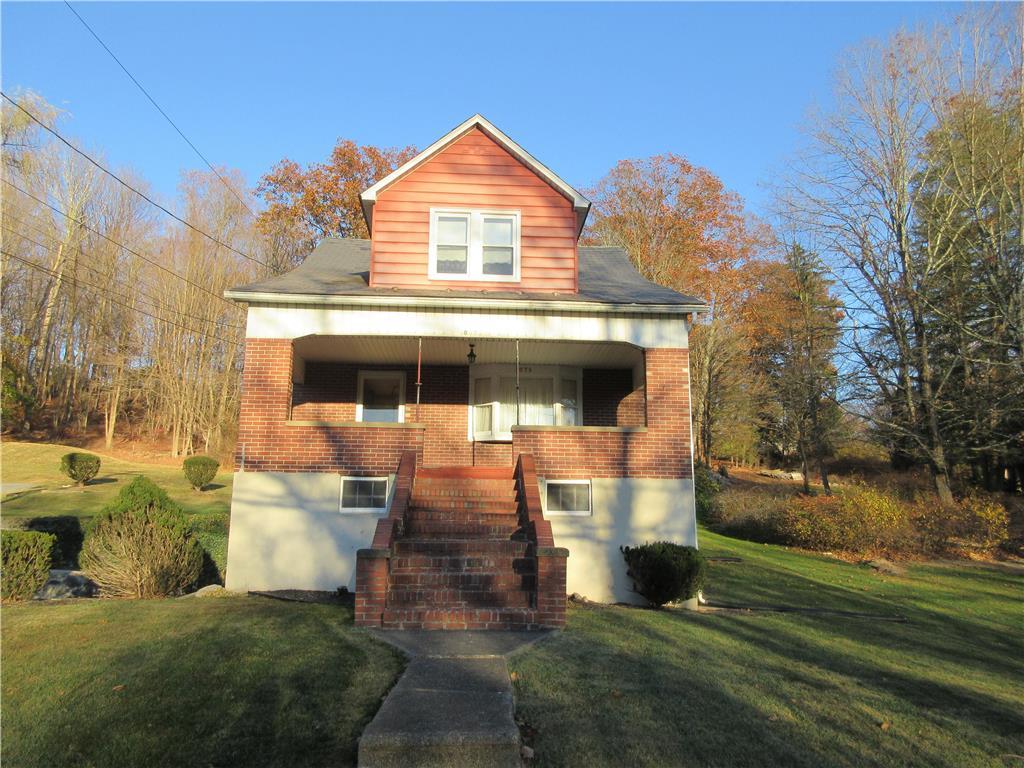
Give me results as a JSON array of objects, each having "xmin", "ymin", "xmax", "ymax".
[
  {"xmin": 513, "ymin": 348, "xmax": 693, "ymax": 479},
  {"xmin": 237, "ymin": 340, "xmax": 690, "ymax": 477}
]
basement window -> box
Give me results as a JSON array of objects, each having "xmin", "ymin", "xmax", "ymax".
[
  {"xmin": 542, "ymin": 479, "xmax": 592, "ymax": 517},
  {"xmin": 340, "ymin": 476, "xmax": 389, "ymax": 514},
  {"xmin": 428, "ymin": 208, "xmax": 520, "ymax": 282}
]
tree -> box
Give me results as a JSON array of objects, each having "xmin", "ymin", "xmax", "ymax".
[
  {"xmin": 584, "ymin": 154, "xmax": 772, "ymax": 464},
  {"xmin": 256, "ymin": 138, "xmax": 417, "ymax": 255}
]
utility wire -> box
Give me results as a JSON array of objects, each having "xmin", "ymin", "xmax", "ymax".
[
  {"xmin": 0, "ymin": 92, "xmax": 271, "ymax": 269},
  {"xmin": 1, "ymin": 221, "xmax": 243, "ymax": 330},
  {"xmin": 3, "ymin": 248, "xmax": 243, "ymax": 347},
  {"xmin": 3, "ymin": 178, "xmax": 243, "ymax": 310},
  {"xmin": 63, "ymin": 1, "xmax": 258, "ymax": 220}
]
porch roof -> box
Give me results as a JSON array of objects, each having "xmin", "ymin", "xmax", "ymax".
[{"xmin": 225, "ymin": 238, "xmax": 707, "ymax": 312}]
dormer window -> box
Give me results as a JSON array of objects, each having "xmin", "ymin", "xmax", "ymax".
[{"xmin": 429, "ymin": 208, "xmax": 520, "ymax": 282}]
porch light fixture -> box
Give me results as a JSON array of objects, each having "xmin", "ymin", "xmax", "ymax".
[{"xmin": 466, "ymin": 343, "xmax": 477, "ymax": 366}]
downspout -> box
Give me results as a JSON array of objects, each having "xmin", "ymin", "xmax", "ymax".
[{"xmin": 415, "ymin": 337, "xmax": 422, "ymax": 422}]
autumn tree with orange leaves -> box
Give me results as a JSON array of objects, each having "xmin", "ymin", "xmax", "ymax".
[
  {"xmin": 585, "ymin": 154, "xmax": 774, "ymax": 465},
  {"xmin": 256, "ymin": 139, "xmax": 417, "ymax": 268}
]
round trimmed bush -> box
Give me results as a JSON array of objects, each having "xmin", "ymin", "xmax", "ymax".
[
  {"xmin": 183, "ymin": 456, "xmax": 220, "ymax": 492},
  {"xmin": 80, "ymin": 476, "xmax": 203, "ymax": 598},
  {"xmin": 60, "ymin": 452, "xmax": 101, "ymax": 486},
  {"xmin": 621, "ymin": 541, "xmax": 707, "ymax": 607},
  {"xmin": 1, "ymin": 530, "xmax": 55, "ymax": 601}
]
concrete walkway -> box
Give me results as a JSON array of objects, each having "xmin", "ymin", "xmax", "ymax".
[{"xmin": 358, "ymin": 630, "xmax": 551, "ymax": 768}]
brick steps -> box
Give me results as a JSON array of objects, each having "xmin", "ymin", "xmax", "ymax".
[
  {"xmin": 388, "ymin": 588, "xmax": 533, "ymax": 608},
  {"xmin": 390, "ymin": 554, "xmax": 534, "ymax": 572},
  {"xmin": 404, "ymin": 520, "xmax": 522, "ymax": 539},
  {"xmin": 379, "ymin": 469, "xmax": 540, "ymax": 629},
  {"xmin": 388, "ymin": 571, "xmax": 536, "ymax": 590},
  {"xmin": 381, "ymin": 606, "xmax": 543, "ymax": 631},
  {"xmin": 393, "ymin": 538, "xmax": 531, "ymax": 557}
]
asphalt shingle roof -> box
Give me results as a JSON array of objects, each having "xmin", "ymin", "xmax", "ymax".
[{"xmin": 227, "ymin": 237, "xmax": 706, "ymax": 308}]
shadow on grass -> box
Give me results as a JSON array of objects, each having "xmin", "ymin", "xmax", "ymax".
[{"xmin": 2, "ymin": 599, "xmax": 403, "ymax": 768}]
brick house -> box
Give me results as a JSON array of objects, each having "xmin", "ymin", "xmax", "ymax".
[{"xmin": 224, "ymin": 115, "xmax": 707, "ymax": 629}]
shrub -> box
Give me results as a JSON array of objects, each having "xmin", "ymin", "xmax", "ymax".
[
  {"xmin": 776, "ymin": 485, "xmax": 915, "ymax": 553},
  {"xmin": 694, "ymin": 463, "xmax": 722, "ymax": 521},
  {"xmin": 183, "ymin": 456, "xmax": 220, "ymax": 492},
  {"xmin": 80, "ymin": 476, "xmax": 203, "ymax": 598},
  {"xmin": 60, "ymin": 452, "xmax": 101, "ymax": 486},
  {"xmin": 12, "ymin": 516, "xmax": 84, "ymax": 568},
  {"xmin": 621, "ymin": 541, "xmax": 707, "ymax": 607},
  {"xmin": 913, "ymin": 493, "xmax": 1010, "ymax": 553},
  {"xmin": 1, "ymin": 530, "xmax": 55, "ymax": 601},
  {"xmin": 708, "ymin": 488, "xmax": 791, "ymax": 544}
]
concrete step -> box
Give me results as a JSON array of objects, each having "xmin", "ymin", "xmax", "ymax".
[
  {"xmin": 381, "ymin": 606, "xmax": 542, "ymax": 631},
  {"xmin": 404, "ymin": 520, "xmax": 521, "ymax": 539},
  {"xmin": 387, "ymin": 588, "xmax": 533, "ymax": 609},
  {"xmin": 388, "ymin": 571, "xmax": 536, "ymax": 591},
  {"xmin": 357, "ymin": 656, "xmax": 521, "ymax": 768}
]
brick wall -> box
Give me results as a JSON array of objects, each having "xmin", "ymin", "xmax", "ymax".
[
  {"xmin": 238, "ymin": 341, "xmax": 692, "ymax": 478},
  {"xmin": 581, "ymin": 368, "xmax": 645, "ymax": 427},
  {"xmin": 514, "ymin": 349, "xmax": 693, "ymax": 479}
]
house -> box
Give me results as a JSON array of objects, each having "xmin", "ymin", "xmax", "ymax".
[{"xmin": 223, "ymin": 115, "xmax": 707, "ymax": 629}]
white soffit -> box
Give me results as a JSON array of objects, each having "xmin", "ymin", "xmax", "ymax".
[
  {"xmin": 359, "ymin": 114, "xmax": 592, "ymax": 236},
  {"xmin": 291, "ymin": 336, "xmax": 644, "ymax": 368}
]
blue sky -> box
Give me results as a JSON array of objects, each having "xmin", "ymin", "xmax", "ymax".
[{"xmin": 3, "ymin": 2, "xmax": 961, "ymax": 218}]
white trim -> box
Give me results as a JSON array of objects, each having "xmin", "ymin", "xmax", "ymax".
[
  {"xmin": 339, "ymin": 475, "xmax": 391, "ymax": 514},
  {"xmin": 468, "ymin": 364, "xmax": 581, "ymax": 442},
  {"xmin": 245, "ymin": 304, "xmax": 689, "ymax": 348},
  {"xmin": 355, "ymin": 370, "xmax": 406, "ymax": 424},
  {"xmin": 360, "ymin": 114, "xmax": 592, "ymax": 235},
  {"xmin": 428, "ymin": 208, "xmax": 521, "ymax": 283},
  {"xmin": 540, "ymin": 478, "xmax": 593, "ymax": 517},
  {"xmin": 226, "ymin": 289, "xmax": 705, "ymax": 317}
]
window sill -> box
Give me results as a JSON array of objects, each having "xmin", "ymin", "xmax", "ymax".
[
  {"xmin": 510, "ymin": 425, "xmax": 648, "ymax": 434},
  {"xmin": 286, "ymin": 420, "xmax": 425, "ymax": 429}
]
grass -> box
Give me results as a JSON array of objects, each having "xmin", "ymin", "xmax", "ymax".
[
  {"xmin": 510, "ymin": 527, "xmax": 1024, "ymax": 768},
  {"xmin": 1, "ymin": 441, "xmax": 232, "ymax": 575},
  {"xmin": 1, "ymin": 595, "xmax": 404, "ymax": 768}
]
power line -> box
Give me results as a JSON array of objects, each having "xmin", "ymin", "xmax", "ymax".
[
  {"xmin": 1, "ymin": 220, "xmax": 243, "ymax": 330},
  {"xmin": 0, "ymin": 91, "xmax": 271, "ymax": 269},
  {"xmin": 2, "ymin": 248, "xmax": 243, "ymax": 347},
  {"xmin": 3, "ymin": 177, "xmax": 243, "ymax": 310},
  {"xmin": 63, "ymin": 0, "xmax": 258, "ymax": 220}
]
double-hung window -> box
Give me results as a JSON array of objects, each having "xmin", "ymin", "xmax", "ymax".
[
  {"xmin": 429, "ymin": 209, "xmax": 520, "ymax": 282},
  {"xmin": 470, "ymin": 364, "xmax": 581, "ymax": 441},
  {"xmin": 356, "ymin": 371, "xmax": 406, "ymax": 423}
]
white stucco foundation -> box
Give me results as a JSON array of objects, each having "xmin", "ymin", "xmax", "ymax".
[
  {"xmin": 547, "ymin": 477, "xmax": 698, "ymax": 605},
  {"xmin": 225, "ymin": 472, "xmax": 697, "ymax": 603},
  {"xmin": 225, "ymin": 472, "xmax": 384, "ymax": 592}
]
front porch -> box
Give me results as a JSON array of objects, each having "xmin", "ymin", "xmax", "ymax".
[{"xmin": 275, "ymin": 335, "xmax": 651, "ymax": 473}]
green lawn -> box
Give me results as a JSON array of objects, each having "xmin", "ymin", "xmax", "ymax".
[
  {"xmin": 1, "ymin": 595, "xmax": 403, "ymax": 768},
  {"xmin": 1, "ymin": 441, "xmax": 233, "ymax": 574},
  {"xmin": 510, "ymin": 528, "xmax": 1024, "ymax": 768}
]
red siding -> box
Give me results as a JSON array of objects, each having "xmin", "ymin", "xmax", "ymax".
[{"xmin": 370, "ymin": 128, "xmax": 578, "ymax": 293}]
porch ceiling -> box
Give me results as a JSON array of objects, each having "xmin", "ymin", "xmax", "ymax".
[{"xmin": 291, "ymin": 335, "xmax": 644, "ymax": 368}]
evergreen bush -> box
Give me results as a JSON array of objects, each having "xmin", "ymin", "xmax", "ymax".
[{"xmin": 621, "ymin": 541, "xmax": 707, "ymax": 607}]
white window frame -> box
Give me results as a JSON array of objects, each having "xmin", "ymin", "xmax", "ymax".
[
  {"xmin": 339, "ymin": 475, "xmax": 391, "ymax": 514},
  {"xmin": 540, "ymin": 478, "xmax": 593, "ymax": 517},
  {"xmin": 428, "ymin": 208, "xmax": 521, "ymax": 283},
  {"xmin": 355, "ymin": 370, "xmax": 406, "ymax": 424},
  {"xmin": 468, "ymin": 364, "xmax": 582, "ymax": 442}
]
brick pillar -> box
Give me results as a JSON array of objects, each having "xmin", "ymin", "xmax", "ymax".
[
  {"xmin": 235, "ymin": 338, "xmax": 293, "ymax": 471},
  {"xmin": 354, "ymin": 549, "xmax": 389, "ymax": 627},
  {"xmin": 536, "ymin": 547, "xmax": 569, "ymax": 628}
]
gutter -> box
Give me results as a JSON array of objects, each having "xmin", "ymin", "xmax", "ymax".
[{"xmin": 223, "ymin": 289, "xmax": 708, "ymax": 317}]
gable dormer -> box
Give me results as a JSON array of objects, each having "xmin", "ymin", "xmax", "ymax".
[{"xmin": 361, "ymin": 115, "xmax": 590, "ymax": 293}]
